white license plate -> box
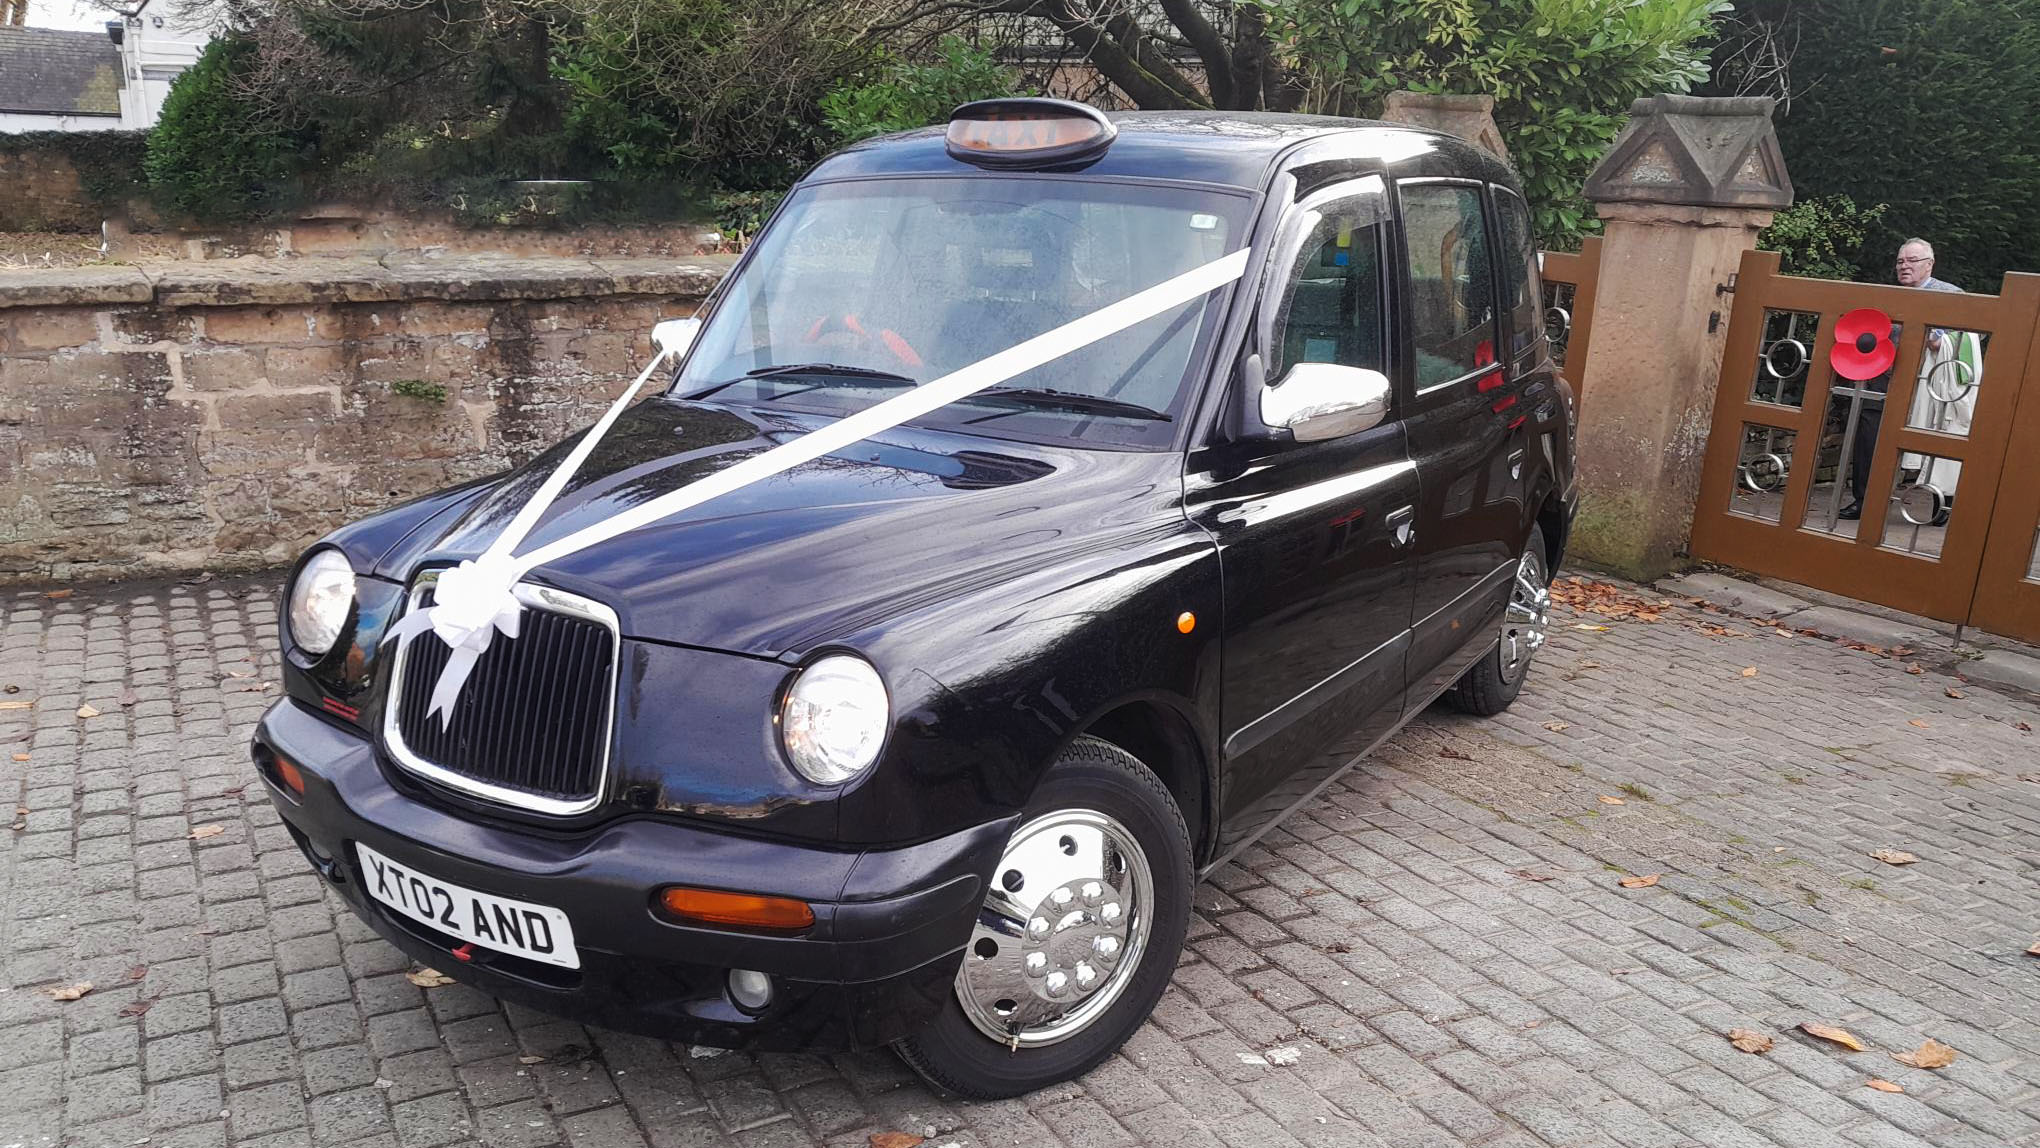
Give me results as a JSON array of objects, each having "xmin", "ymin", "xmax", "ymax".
[{"xmin": 356, "ymin": 842, "xmax": 580, "ymax": 969}]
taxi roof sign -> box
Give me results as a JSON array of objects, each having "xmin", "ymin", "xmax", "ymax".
[{"xmin": 945, "ymin": 98, "xmax": 1116, "ymax": 168}]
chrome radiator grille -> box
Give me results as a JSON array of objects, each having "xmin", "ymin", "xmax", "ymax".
[{"xmin": 384, "ymin": 580, "xmax": 618, "ymax": 815}]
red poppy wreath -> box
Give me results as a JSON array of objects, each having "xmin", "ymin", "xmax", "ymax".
[{"xmin": 1831, "ymin": 308, "xmax": 1896, "ymax": 380}]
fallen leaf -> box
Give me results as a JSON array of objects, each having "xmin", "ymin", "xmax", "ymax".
[
  {"xmin": 10, "ymin": 753, "xmax": 26, "ymax": 762},
  {"xmin": 1543, "ymin": 721, "xmax": 1570, "ymax": 732},
  {"xmin": 1891, "ymin": 1038, "xmax": 1956, "ymax": 1069},
  {"xmin": 0, "ymin": 699, "xmax": 33, "ymax": 710},
  {"xmin": 1869, "ymin": 849, "xmax": 1919, "ymax": 866},
  {"xmin": 1577, "ymin": 660, "xmax": 1603, "ymax": 668},
  {"xmin": 1618, "ymin": 874, "xmax": 1660, "ymax": 889},
  {"xmin": 1944, "ymin": 687, "xmax": 1964, "ymax": 699},
  {"xmin": 406, "ymin": 968, "xmax": 456, "ymax": 988},
  {"xmin": 44, "ymin": 588, "xmax": 73, "ymax": 600},
  {"xmin": 187, "ymin": 825, "xmax": 224, "ymax": 840},
  {"xmin": 1741, "ymin": 666, "xmax": 1759, "ymax": 678},
  {"xmin": 1572, "ymin": 624, "xmax": 1610, "ymax": 632},
  {"xmin": 1728, "ymin": 1029, "xmax": 1774, "ymax": 1054},
  {"xmin": 1507, "ymin": 869, "xmax": 1555, "ymax": 882},
  {"xmin": 1867, "ymin": 1079, "xmax": 1904, "ymax": 1093},
  {"xmin": 1264, "ymin": 1045, "xmax": 1302, "ymax": 1065},
  {"xmin": 45, "ymin": 982, "xmax": 93, "ymax": 1001},
  {"xmin": 2017, "ymin": 722, "xmax": 2033, "ymax": 733},
  {"xmin": 118, "ymin": 998, "xmax": 154, "ymax": 1018},
  {"xmin": 1800, "ymin": 1022, "xmax": 1868, "ymax": 1051},
  {"xmin": 1904, "ymin": 663, "xmax": 1925, "ymax": 674},
  {"xmin": 868, "ymin": 1134, "xmax": 924, "ymax": 1148},
  {"xmin": 1598, "ymin": 795, "xmax": 1626, "ymax": 805},
  {"xmin": 127, "ymin": 965, "xmax": 146, "ymax": 982},
  {"xmin": 1907, "ymin": 719, "xmax": 1930, "ymax": 729},
  {"xmin": 76, "ymin": 704, "xmax": 99, "ymax": 719},
  {"xmin": 517, "ymin": 1055, "xmax": 547, "ymax": 1065},
  {"xmin": 1438, "ymin": 747, "xmax": 1475, "ymax": 760}
]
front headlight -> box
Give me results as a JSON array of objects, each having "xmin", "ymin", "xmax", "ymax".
[
  {"xmin": 779, "ymin": 655, "xmax": 889, "ymax": 785},
  {"xmin": 287, "ymin": 549, "xmax": 356, "ymax": 656}
]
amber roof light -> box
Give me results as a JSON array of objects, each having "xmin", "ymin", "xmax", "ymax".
[{"xmin": 945, "ymin": 98, "xmax": 1116, "ymax": 168}]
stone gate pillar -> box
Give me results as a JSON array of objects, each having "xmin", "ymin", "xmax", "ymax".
[
  {"xmin": 1381, "ymin": 92, "xmax": 1509, "ymax": 160},
  {"xmin": 1569, "ymin": 95, "xmax": 1793, "ymax": 579}
]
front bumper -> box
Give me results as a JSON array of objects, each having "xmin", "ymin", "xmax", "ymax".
[{"xmin": 252, "ymin": 700, "xmax": 1011, "ymax": 1052}]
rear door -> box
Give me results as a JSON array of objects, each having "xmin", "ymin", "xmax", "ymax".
[
  {"xmin": 1184, "ymin": 176, "xmax": 1421, "ymax": 856},
  {"xmin": 1396, "ymin": 179, "xmax": 1520, "ymax": 701}
]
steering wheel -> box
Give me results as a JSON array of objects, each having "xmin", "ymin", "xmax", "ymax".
[{"xmin": 802, "ymin": 313, "xmax": 924, "ymax": 370}]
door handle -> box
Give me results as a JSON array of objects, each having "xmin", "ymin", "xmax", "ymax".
[
  {"xmin": 1508, "ymin": 448, "xmax": 1525, "ymax": 482},
  {"xmin": 1386, "ymin": 505, "xmax": 1415, "ymax": 547}
]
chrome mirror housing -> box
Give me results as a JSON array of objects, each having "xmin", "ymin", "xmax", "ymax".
[
  {"xmin": 651, "ymin": 317, "xmax": 702, "ymax": 360},
  {"xmin": 1259, "ymin": 362, "xmax": 1392, "ymax": 442}
]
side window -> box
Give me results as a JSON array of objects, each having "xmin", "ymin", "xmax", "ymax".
[
  {"xmin": 1492, "ymin": 188, "xmax": 1542, "ymax": 363},
  {"xmin": 1400, "ymin": 183, "xmax": 1499, "ymax": 389},
  {"xmin": 1265, "ymin": 194, "xmax": 1387, "ymax": 383}
]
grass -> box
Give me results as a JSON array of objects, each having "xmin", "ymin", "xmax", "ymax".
[
  {"xmin": 1618, "ymin": 782, "xmax": 1653, "ymax": 802},
  {"xmin": 1844, "ymin": 877, "xmax": 1877, "ymax": 891}
]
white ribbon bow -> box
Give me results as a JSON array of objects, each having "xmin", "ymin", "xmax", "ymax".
[{"xmin": 384, "ymin": 248, "xmax": 1250, "ymax": 729}]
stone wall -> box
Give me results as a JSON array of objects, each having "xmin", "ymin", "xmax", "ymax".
[
  {"xmin": 0, "ymin": 141, "xmax": 98, "ymax": 232},
  {"xmin": 0, "ymin": 255, "xmax": 731, "ymax": 581}
]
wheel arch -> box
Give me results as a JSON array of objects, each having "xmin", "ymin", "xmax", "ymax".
[{"xmin": 1063, "ymin": 693, "xmax": 1216, "ymax": 869}]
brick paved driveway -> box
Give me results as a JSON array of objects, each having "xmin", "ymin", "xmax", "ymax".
[{"xmin": 4, "ymin": 572, "xmax": 2038, "ymax": 1148}]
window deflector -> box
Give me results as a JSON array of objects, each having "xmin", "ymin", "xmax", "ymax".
[{"xmin": 1258, "ymin": 176, "xmax": 1388, "ymax": 382}]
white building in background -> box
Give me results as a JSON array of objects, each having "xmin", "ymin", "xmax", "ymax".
[{"xmin": 0, "ymin": 9, "xmax": 211, "ymax": 133}]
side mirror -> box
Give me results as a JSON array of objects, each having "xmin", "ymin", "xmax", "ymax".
[
  {"xmin": 1259, "ymin": 362, "xmax": 1392, "ymax": 442},
  {"xmin": 651, "ymin": 317, "xmax": 702, "ymax": 360}
]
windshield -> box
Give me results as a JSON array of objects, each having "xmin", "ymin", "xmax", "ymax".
[{"xmin": 673, "ymin": 176, "xmax": 1248, "ymax": 448}]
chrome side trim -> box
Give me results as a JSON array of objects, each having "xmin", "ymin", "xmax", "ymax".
[{"xmin": 381, "ymin": 570, "xmax": 620, "ymax": 817}]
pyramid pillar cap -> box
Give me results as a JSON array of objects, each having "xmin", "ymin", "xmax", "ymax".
[{"xmin": 1584, "ymin": 94, "xmax": 1793, "ymax": 212}]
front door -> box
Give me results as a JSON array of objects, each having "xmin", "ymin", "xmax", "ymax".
[{"xmin": 1185, "ymin": 176, "xmax": 1420, "ymax": 857}]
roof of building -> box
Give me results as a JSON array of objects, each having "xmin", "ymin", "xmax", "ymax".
[{"xmin": 0, "ymin": 25, "xmax": 123, "ymax": 117}]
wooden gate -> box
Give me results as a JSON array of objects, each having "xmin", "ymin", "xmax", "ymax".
[
  {"xmin": 1689, "ymin": 249, "xmax": 2040, "ymax": 643},
  {"xmin": 1540, "ymin": 237, "xmax": 1601, "ymax": 403}
]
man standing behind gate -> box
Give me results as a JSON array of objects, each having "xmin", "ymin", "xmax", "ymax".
[{"xmin": 1841, "ymin": 238, "xmax": 1965, "ymax": 520}]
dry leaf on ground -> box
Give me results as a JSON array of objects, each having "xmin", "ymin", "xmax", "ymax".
[
  {"xmin": 2018, "ymin": 722, "xmax": 2034, "ymax": 732},
  {"xmin": 1904, "ymin": 663, "xmax": 1925, "ymax": 674},
  {"xmin": 1944, "ymin": 687, "xmax": 1965, "ymax": 699},
  {"xmin": 1508, "ymin": 869, "xmax": 1555, "ymax": 882},
  {"xmin": 0, "ymin": 699, "xmax": 31, "ymax": 710},
  {"xmin": 1728, "ymin": 1029, "xmax": 1774, "ymax": 1054},
  {"xmin": 118, "ymin": 998, "xmax": 154, "ymax": 1018},
  {"xmin": 10, "ymin": 753, "xmax": 26, "ymax": 762},
  {"xmin": 1543, "ymin": 721, "xmax": 1570, "ymax": 732},
  {"xmin": 1800, "ymin": 1022, "xmax": 1868, "ymax": 1051},
  {"xmin": 1892, "ymin": 1038, "xmax": 1957, "ymax": 1069},
  {"xmin": 1907, "ymin": 719, "xmax": 1930, "ymax": 729},
  {"xmin": 45, "ymin": 588, "xmax": 73, "ymax": 600},
  {"xmin": 868, "ymin": 1134, "xmax": 925, "ymax": 1148},
  {"xmin": 45, "ymin": 982, "xmax": 93, "ymax": 1001},
  {"xmin": 1741, "ymin": 666, "xmax": 1759, "ymax": 678},
  {"xmin": 517, "ymin": 1055, "xmax": 547, "ymax": 1065},
  {"xmin": 1598, "ymin": 795, "xmax": 1626, "ymax": 805},
  {"xmin": 1867, "ymin": 1079, "xmax": 1905, "ymax": 1093},
  {"xmin": 406, "ymin": 968, "xmax": 457, "ymax": 988},
  {"xmin": 1438, "ymin": 747, "xmax": 1475, "ymax": 760},
  {"xmin": 1572, "ymin": 623, "xmax": 1611, "ymax": 632},
  {"xmin": 1869, "ymin": 849, "xmax": 1919, "ymax": 866},
  {"xmin": 187, "ymin": 825, "xmax": 224, "ymax": 840},
  {"xmin": 1618, "ymin": 874, "xmax": 1660, "ymax": 889},
  {"xmin": 2028, "ymin": 942, "xmax": 2040, "ymax": 957},
  {"xmin": 76, "ymin": 704, "xmax": 99, "ymax": 719}
]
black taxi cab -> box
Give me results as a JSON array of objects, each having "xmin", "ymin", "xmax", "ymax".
[{"xmin": 254, "ymin": 99, "xmax": 1575, "ymax": 1098}]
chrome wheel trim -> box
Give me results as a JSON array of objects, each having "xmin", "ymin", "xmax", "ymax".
[
  {"xmin": 955, "ymin": 809, "xmax": 1155, "ymax": 1048},
  {"xmin": 1499, "ymin": 544, "xmax": 1551, "ymax": 684}
]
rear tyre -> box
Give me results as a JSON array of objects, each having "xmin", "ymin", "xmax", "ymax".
[
  {"xmin": 894, "ymin": 736, "xmax": 1191, "ymax": 1100},
  {"xmin": 1445, "ymin": 524, "xmax": 1552, "ymax": 716}
]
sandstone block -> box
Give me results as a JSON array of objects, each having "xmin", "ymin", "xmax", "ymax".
[
  {"xmin": 203, "ymin": 306, "xmax": 338, "ymax": 345},
  {"xmin": 7, "ymin": 308, "xmax": 101, "ymax": 352},
  {"xmin": 183, "ymin": 347, "xmax": 269, "ymax": 392}
]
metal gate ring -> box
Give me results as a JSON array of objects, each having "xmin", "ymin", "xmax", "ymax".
[{"xmin": 1924, "ymin": 357, "xmax": 1976, "ymax": 404}]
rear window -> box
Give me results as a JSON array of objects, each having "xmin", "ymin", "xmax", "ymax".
[
  {"xmin": 1400, "ymin": 182, "xmax": 1499, "ymax": 389},
  {"xmin": 1493, "ymin": 188, "xmax": 1542, "ymax": 363}
]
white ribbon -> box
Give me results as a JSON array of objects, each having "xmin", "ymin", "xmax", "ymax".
[{"xmin": 386, "ymin": 248, "xmax": 1250, "ymax": 727}]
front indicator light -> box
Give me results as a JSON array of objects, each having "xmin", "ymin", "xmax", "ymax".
[
  {"xmin": 274, "ymin": 755, "xmax": 307, "ymax": 798},
  {"xmin": 658, "ymin": 887, "xmax": 815, "ymax": 931}
]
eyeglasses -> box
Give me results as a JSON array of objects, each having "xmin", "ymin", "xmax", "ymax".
[{"xmin": 1896, "ymin": 256, "xmax": 1932, "ymax": 266}]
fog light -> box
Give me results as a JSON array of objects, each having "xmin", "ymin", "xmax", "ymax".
[{"xmin": 727, "ymin": 968, "xmax": 774, "ymax": 1012}]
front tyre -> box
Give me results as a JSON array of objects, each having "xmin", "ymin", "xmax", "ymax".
[
  {"xmin": 894, "ymin": 736, "xmax": 1191, "ymax": 1099},
  {"xmin": 1445, "ymin": 523, "xmax": 1553, "ymax": 716}
]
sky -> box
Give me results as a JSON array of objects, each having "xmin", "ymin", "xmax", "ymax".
[{"xmin": 26, "ymin": 0, "xmax": 121, "ymax": 32}]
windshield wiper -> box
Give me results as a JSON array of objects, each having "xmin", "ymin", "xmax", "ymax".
[
  {"xmin": 686, "ymin": 362, "xmax": 917, "ymax": 400},
  {"xmin": 963, "ymin": 387, "xmax": 1173, "ymax": 422}
]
